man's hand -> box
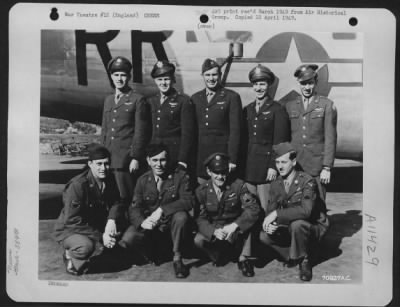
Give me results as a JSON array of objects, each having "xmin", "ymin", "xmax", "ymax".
[
  {"xmin": 222, "ymin": 223, "xmax": 239, "ymax": 241},
  {"xmin": 141, "ymin": 217, "xmax": 157, "ymax": 230},
  {"xmin": 320, "ymin": 168, "xmax": 331, "ymax": 184},
  {"xmin": 228, "ymin": 163, "xmax": 237, "ymax": 173},
  {"xmin": 266, "ymin": 222, "xmax": 278, "ymax": 235},
  {"xmin": 149, "ymin": 207, "xmax": 163, "ymax": 223},
  {"xmin": 103, "ymin": 233, "xmax": 116, "ymax": 249},
  {"xmin": 262, "ymin": 210, "xmax": 277, "ymax": 232},
  {"xmin": 266, "ymin": 168, "xmax": 277, "ymax": 182},
  {"xmin": 104, "ymin": 219, "xmax": 117, "ymax": 237},
  {"xmin": 129, "ymin": 159, "xmax": 140, "ymax": 173},
  {"xmin": 213, "ymin": 228, "xmax": 227, "ymax": 240}
]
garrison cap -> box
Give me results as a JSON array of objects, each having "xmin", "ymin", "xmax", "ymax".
[
  {"xmin": 273, "ymin": 142, "xmax": 296, "ymax": 158},
  {"xmin": 151, "ymin": 60, "xmax": 176, "ymax": 78},
  {"xmin": 248, "ymin": 64, "xmax": 275, "ymax": 84},
  {"xmin": 202, "ymin": 58, "xmax": 220, "ymax": 74},
  {"xmin": 146, "ymin": 143, "xmax": 169, "ymax": 159},
  {"xmin": 204, "ymin": 152, "xmax": 229, "ymax": 173},
  {"xmin": 87, "ymin": 143, "xmax": 111, "ymax": 161},
  {"xmin": 294, "ymin": 64, "xmax": 318, "ymax": 82},
  {"xmin": 107, "ymin": 56, "xmax": 132, "ymax": 74}
]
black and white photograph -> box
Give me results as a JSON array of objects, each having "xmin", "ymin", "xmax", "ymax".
[{"xmin": 7, "ymin": 4, "xmax": 395, "ymax": 305}]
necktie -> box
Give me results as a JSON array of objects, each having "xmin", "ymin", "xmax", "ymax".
[
  {"xmin": 101, "ymin": 182, "xmax": 106, "ymax": 194},
  {"xmin": 256, "ymin": 101, "xmax": 262, "ymax": 113},
  {"xmin": 115, "ymin": 93, "xmax": 122, "ymax": 104},
  {"xmin": 156, "ymin": 176, "xmax": 163, "ymax": 192},
  {"xmin": 303, "ymin": 98, "xmax": 309, "ymax": 110},
  {"xmin": 216, "ymin": 188, "xmax": 224, "ymax": 201},
  {"xmin": 207, "ymin": 91, "xmax": 215, "ymax": 103},
  {"xmin": 284, "ymin": 180, "xmax": 290, "ymax": 193},
  {"xmin": 160, "ymin": 95, "xmax": 167, "ymax": 105}
]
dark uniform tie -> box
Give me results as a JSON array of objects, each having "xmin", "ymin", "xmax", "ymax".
[
  {"xmin": 156, "ymin": 176, "xmax": 163, "ymax": 192},
  {"xmin": 284, "ymin": 180, "xmax": 290, "ymax": 193},
  {"xmin": 99, "ymin": 182, "xmax": 106, "ymax": 194},
  {"xmin": 215, "ymin": 187, "xmax": 224, "ymax": 201},
  {"xmin": 160, "ymin": 94, "xmax": 167, "ymax": 105},
  {"xmin": 303, "ymin": 98, "xmax": 309, "ymax": 110},
  {"xmin": 256, "ymin": 100, "xmax": 262, "ymax": 113},
  {"xmin": 115, "ymin": 93, "xmax": 122, "ymax": 104},
  {"xmin": 207, "ymin": 91, "xmax": 215, "ymax": 103}
]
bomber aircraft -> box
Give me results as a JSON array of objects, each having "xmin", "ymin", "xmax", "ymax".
[{"xmin": 41, "ymin": 29, "xmax": 363, "ymax": 160}]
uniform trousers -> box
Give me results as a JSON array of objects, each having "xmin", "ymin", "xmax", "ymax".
[
  {"xmin": 120, "ymin": 211, "xmax": 190, "ymax": 260},
  {"xmin": 113, "ymin": 166, "xmax": 147, "ymax": 203},
  {"xmin": 259, "ymin": 219, "xmax": 323, "ymax": 261},
  {"xmin": 113, "ymin": 170, "xmax": 135, "ymax": 203},
  {"xmin": 246, "ymin": 182, "xmax": 271, "ymax": 213},
  {"xmin": 194, "ymin": 231, "xmax": 252, "ymax": 263},
  {"xmin": 314, "ymin": 175, "xmax": 327, "ymax": 201}
]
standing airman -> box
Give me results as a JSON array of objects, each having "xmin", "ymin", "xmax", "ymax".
[
  {"xmin": 191, "ymin": 59, "xmax": 243, "ymax": 183},
  {"xmin": 146, "ymin": 60, "xmax": 195, "ymax": 171},
  {"xmin": 243, "ymin": 64, "xmax": 290, "ymax": 212},
  {"xmin": 101, "ymin": 56, "xmax": 150, "ymax": 203},
  {"xmin": 285, "ymin": 64, "xmax": 337, "ymax": 204}
]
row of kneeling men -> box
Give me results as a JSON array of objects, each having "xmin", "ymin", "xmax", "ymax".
[{"xmin": 54, "ymin": 142, "xmax": 329, "ymax": 282}]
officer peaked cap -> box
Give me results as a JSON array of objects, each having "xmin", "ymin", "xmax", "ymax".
[
  {"xmin": 204, "ymin": 152, "xmax": 229, "ymax": 172},
  {"xmin": 87, "ymin": 143, "xmax": 111, "ymax": 161},
  {"xmin": 273, "ymin": 142, "xmax": 296, "ymax": 158},
  {"xmin": 202, "ymin": 58, "xmax": 220, "ymax": 74},
  {"xmin": 294, "ymin": 64, "xmax": 318, "ymax": 82},
  {"xmin": 151, "ymin": 60, "xmax": 176, "ymax": 78},
  {"xmin": 107, "ymin": 56, "xmax": 132, "ymax": 74},
  {"xmin": 249, "ymin": 64, "xmax": 275, "ymax": 84}
]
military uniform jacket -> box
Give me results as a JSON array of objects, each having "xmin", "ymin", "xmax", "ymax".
[
  {"xmin": 53, "ymin": 169, "xmax": 125, "ymax": 243},
  {"xmin": 267, "ymin": 171, "xmax": 329, "ymax": 233},
  {"xmin": 285, "ymin": 94, "xmax": 337, "ymax": 177},
  {"xmin": 128, "ymin": 169, "xmax": 194, "ymax": 229},
  {"xmin": 195, "ymin": 178, "xmax": 260, "ymax": 241},
  {"xmin": 191, "ymin": 87, "xmax": 242, "ymax": 177},
  {"xmin": 101, "ymin": 89, "xmax": 150, "ymax": 169},
  {"xmin": 243, "ymin": 98, "xmax": 290, "ymax": 184},
  {"xmin": 146, "ymin": 88, "xmax": 195, "ymax": 165}
]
